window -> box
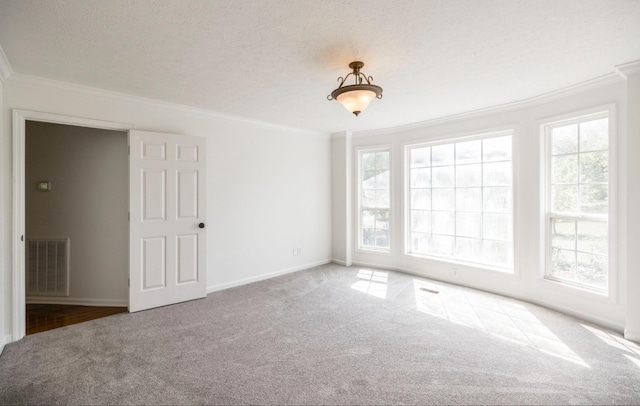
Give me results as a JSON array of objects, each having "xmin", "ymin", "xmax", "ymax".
[
  {"xmin": 358, "ymin": 148, "xmax": 390, "ymax": 252},
  {"xmin": 406, "ymin": 131, "xmax": 513, "ymax": 271},
  {"xmin": 544, "ymin": 111, "xmax": 611, "ymax": 293}
]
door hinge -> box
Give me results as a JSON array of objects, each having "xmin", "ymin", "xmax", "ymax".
[
  {"xmin": 128, "ymin": 278, "xmax": 130, "ymax": 287},
  {"xmin": 128, "ymin": 146, "xmax": 131, "ymax": 155},
  {"xmin": 128, "ymin": 212, "xmax": 130, "ymax": 221}
]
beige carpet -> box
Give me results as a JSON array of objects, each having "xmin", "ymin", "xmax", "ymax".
[{"xmin": 1, "ymin": 263, "xmax": 639, "ymax": 405}]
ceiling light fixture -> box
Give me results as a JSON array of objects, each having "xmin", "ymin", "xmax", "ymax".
[{"xmin": 327, "ymin": 61, "xmax": 383, "ymax": 116}]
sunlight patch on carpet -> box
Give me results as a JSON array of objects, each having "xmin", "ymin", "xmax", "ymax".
[
  {"xmin": 413, "ymin": 279, "xmax": 589, "ymax": 368},
  {"xmin": 351, "ymin": 269, "xmax": 388, "ymax": 299},
  {"xmin": 582, "ymin": 324, "xmax": 640, "ymax": 356}
]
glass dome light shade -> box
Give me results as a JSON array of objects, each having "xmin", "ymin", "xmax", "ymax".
[{"xmin": 331, "ymin": 84, "xmax": 383, "ymax": 116}]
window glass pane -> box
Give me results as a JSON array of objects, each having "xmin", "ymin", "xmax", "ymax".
[
  {"xmin": 374, "ymin": 189, "xmax": 390, "ymax": 208},
  {"xmin": 483, "ymin": 162, "xmax": 512, "ymax": 186},
  {"xmin": 579, "ymin": 118, "xmax": 608, "ymax": 152},
  {"xmin": 482, "ymin": 240, "xmax": 513, "ymax": 267},
  {"xmin": 552, "ymin": 124, "xmax": 578, "ymax": 155},
  {"xmin": 552, "ymin": 154, "xmax": 578, "ymax": 184},
  {"xmin": 362, "ymin": 189, "xmax": 376, "ymax": 207},
  {"xmin": 360, "ymin": 150, "xmax": 390, "ymax": 252},
  {"xmin": 483, "ymin": 213, "xmax": 512, "ymax": 241},
  {"xmin": 579, "ymin": 184, "xmax": 608, "ymax": 214},
  {"xmin": 432, "ymin": 144, "xmax": 454, "ymax": 166},
  {"xmin": 483, "ymin": 136, "xmax": 512, "ymax": 162},
  {"xmin": 456, "ymin": 164, "xmax": 482, "ymax": 187},
  {"xmin": 483, "ymin": 187, "xmax": 512, "ymax": 213},
  {"xmin": 411, "ymin": 189, "xmax": 431, "ymax": 210},
  {"xmin": 552, "ymin": 185, "xmax": 579, "ymax": 213},
  {"xmin": 431, "ymin": 234, "xmax": 454, "ymax": 256},
  {"xmin": 456, "ymin": 188, "xmax": 482, "ymax": 212},
  {"xmin": 411, "ymin": 210, "xmax": 431, "ymax": 233},
  {"xmin": 375, "ymin": 229, "xmax": 390, "ymax": 248},
  {"xmin": 362, "ymin": 170, "xmax": 377, "ymax": 189},
  {"xmin": 550, "ymin": 218, "xmax": 576, "ymax": 250},
  {"xmin": 361, "ymin": 210, "xmax": 375, "ymax": 229},
  {"xmin": 456, "ymin": 212, "xmax": 482, "ymax": 238},
  {"xmin": 432, "ymin": 189, "xmax": 455, "ymax": 210},
  {"xmin": 577, "ymin": 252, "xmax": 607, "ymax": 289},
  {"xmin": 411, "ymin": 232, "xmax": 430, "ymax": 253},
  {"xmin": 406, "ymin": 134, "xmax": 513, "ymax": 270},
  {"xmin": 376, "ymin": 170, "xmax": 390, "ymax": 189},
  {"xmin": 456, "ymin": 237, "xmax": 482, "ymax": 261},
  {"xmin": 362, "ymin": 228, "xmax": 376, "ymax": 247},
  {"xmin": 545, "ymin": 113, "xmax": 610, "ymax": 293},
  {"xmin": 550, "ymin": 248, "xmax": 576, "ymax": 280},
  {"xmin": 411, "ymin": 168, "xmax": 431, "ymax": 188},
  {"xmin": 376, "ymin": 152, "xmax": 390, "ymax": 170},
  {"xmin": 362, "ymin": 152, "xmax": 376, "ymax": 171},
  {"xmin": 375, "ymin": 210, "xmax": 389, "ymax": 230},
  {"xmin": 411, "ymin": 147, "xmax": 430, "ymax": 168},
  {"xmin": 579, "ymin": 151, "xmax": 608, "ymax": 183},
  {"xmin": 432, "ymin": 166, "xmax": 455, "ymax": 188},
  {"xmin": 432, "ymin": 211, "xmax": 455, "ymax": 235},
  {"xmin": 577, "ymin": 220, "xmax": 607, "ymax": 255},
  {"xmin": 456, "ymin": 140, "xmax": 481, "ymax": 164}
]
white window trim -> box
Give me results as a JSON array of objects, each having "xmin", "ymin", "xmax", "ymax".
[
  {"xmin": 403, "ymin": 129, "xmax": 516, "ymax": 273},
  {"xmin": 540, "ymin": 104, "xmax": 617, "ymax": 300},
  {"xmin": 354, "ymin": 145, "xmax": 393, "ymax": 254}
]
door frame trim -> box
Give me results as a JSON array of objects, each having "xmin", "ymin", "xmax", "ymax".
[{"xmin": 12, "ymin": 109, "xmax": 133, "ymax": 341}]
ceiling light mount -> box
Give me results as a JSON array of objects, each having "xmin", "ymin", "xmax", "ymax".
[{"xmin": 328, "ymin": 61, "xmax": 383, "ymax": 116}]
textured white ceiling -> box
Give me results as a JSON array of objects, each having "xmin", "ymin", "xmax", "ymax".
[{"xmin": 0, "ymin": 0, "xmax": 639, "ymax": 133}]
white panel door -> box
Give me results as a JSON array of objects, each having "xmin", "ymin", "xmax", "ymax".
[{"xmin": 129, "ymin": 130, "xmax": 206, "ymax": 312}]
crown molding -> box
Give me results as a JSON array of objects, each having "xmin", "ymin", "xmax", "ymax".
[
  {"xmin": 0, "ymin": 45, "xmax": 13, "ymax": 82},
  {"xmin": 353, "ymin": 72, "xmax": 622, "ymax": 138},
  {"xmin": 614, "ymin": 60, "xmax": 640, "ymax": 79},
  {"xmin": 4, "ymin": 73, "xmax": 328, "ymax": 137}
]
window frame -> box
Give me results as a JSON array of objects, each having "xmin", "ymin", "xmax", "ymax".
[
  {"xmin": 541, "ymin": 105, "xmax": 617, "ymax": 297},
  {"xmin": 355, "ymin": 145, "xmax": 392, "ymax": 254},
  {"xmin": 403, "ymin": 129, "xmax": 515, "ymax": 272}
]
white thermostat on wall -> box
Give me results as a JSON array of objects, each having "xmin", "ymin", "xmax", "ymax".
[{"xmin": 37, "ymin": 181, "xmax": 52, "ymax": 191}]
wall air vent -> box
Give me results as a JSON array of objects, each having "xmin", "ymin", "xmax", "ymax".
[{"xmin": 26, "ymin": 238, "xmax": 70, "ymax": 296}]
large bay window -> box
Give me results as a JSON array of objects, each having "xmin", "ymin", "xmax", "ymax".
[
  {"xmin": 406, "ymin": 131, "xmax": 514, "ymax": 271},
  {"xmin": 543, "ymin": 111, "xmax": 611, "ymax": 293},
  {"xmin": 358, "ymin": 148, "xmax": 391, "ymax": 252}
]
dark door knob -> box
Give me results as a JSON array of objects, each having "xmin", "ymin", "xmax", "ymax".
[{"xmin": 198, "ymin": 223, "xmax": 205, "ymax": 229}]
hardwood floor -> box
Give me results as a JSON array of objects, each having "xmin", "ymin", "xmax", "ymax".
[{"xmin": 26, "ymin": 304, "xmax": 127, "ymax": 335}]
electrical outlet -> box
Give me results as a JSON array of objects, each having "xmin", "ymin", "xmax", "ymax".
[
  {"xmin": 292, "ymin": 248, "xmax": 301, "ymax": 256},
  {"xmin": 452, "ymin": 268, "xmax": 458, "ymax": 277}
]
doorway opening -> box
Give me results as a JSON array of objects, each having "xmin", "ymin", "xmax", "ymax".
[
  {"xmin": 24, "ymin": 120, "xmax": 129, "ymax": 335},
  {"xmin": 26, "ymin": 304, "xmax": 127, "ymax": 335}
]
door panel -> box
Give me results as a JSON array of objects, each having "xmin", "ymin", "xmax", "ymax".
[
  {"xmin": 143, "ymin": 169, "xmax": 166, "ymax": 221},
  {"xmin": 177, "ymin": 234, "xmax": 198, "ymax": 284},
  {"xmin": 130, "ymin": 130, "xmax": 206, "ymax": 312},
  {"xmin": 177, "ymin": 170, "xmax": 198, "ymax": 219}
]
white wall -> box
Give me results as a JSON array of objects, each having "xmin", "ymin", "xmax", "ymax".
[
  {"xmin": 335, "ymin": 77, "xmax": 632, "ymax": 332},
  {"xmin": 1, "ymin": 75, "xmax": 332, "ymax": 339},
  {"xmin": 25, "ymin": 121, "xmax": 128, "ymax": 305},
  {"xmin": 620, "ymin": 63, "xmax": 640, "ymax": 341},
  {"xmin": 0, "ymin": 79, "xmax": 6, "ymax": 352},
  {"xmin": 331, "ymin": 131, "xmax": 351, "ymax": 265}
]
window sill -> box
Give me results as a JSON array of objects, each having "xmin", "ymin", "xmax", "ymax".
[{"xmin": 404, "ymin": 252, "xmax": 515, "ymax": 274}]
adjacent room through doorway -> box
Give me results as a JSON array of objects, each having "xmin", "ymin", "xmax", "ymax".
[{"xmin": 24, "ymin": 121, "xmax": 129, "ymax": 334}]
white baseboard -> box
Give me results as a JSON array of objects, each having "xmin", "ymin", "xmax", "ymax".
[
  {"xmin": 206, "ymin": 259, "xmax": 332, "ymax": 294},
  {"xmin": 625, "ymin": 328, "xmax": 640, "ymax": 343},
  {"xmin": 331, "ymin": 259, "xmax": 352, "ymax": 266},
  {"xmin": 26, "ymin": 297, "xmax": 128, "ymax": 307}
]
